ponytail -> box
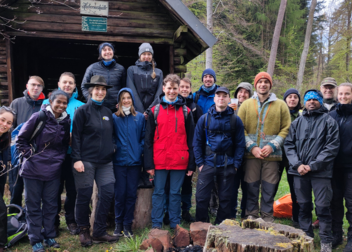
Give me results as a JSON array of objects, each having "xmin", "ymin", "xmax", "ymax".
[{"xmin": 151, "ymin": 59, "xmax": 156, "ymax": 79}]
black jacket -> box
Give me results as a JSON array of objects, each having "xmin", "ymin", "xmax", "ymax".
[
  {"xmin": 126, "ymin": 60, "xmax": 163, "ymax": 113},
  {"xmin": 330, "ymin": 103, "xmax": 352, "ymax": 169},
  {"xmin": 10, "ymin": 90, "xmax": 45, "ymax": 128},
  {"xmin": 185, "ymin": 93, "xmax": 203, "ymax": 124},
  {"xmin": 72, "ymin": 99, "xmax": 114, "ymax": 164},
  {"xmin": 81, "ymin": 61, "xmax": 126, "ymax": 112},
  {"xmin": 284, "ymin": 106, "xmax": 340, "ymax": 178}
]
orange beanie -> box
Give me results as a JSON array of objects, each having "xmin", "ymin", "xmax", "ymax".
[{"xmin": 254, "ymin": 72, "xmax": 272, "ymax": 89}]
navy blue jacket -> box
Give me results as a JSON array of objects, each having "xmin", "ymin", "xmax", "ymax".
[
  {"xmin": 330, "ymin": 103, "xmax": 352, "ymax": 169},
  {"xmin": 113, "ymin": 88, "xmax": 145, "ymax": 167},
  {"xmin": 193, "ymin": 85, "xmax": 219, "ymax": 114},
  {"xmin": 193, "ymin": 105, "xmax": 246, "ymax": 168}
]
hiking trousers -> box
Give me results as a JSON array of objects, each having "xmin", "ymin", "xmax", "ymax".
[
  {"xmin": 244, "ymin": 159, "xmax": 279, "ymax": 218},
  {"xmin": 0, "ymin": 190, "xmax": 6, "ymax": 248},
  {"xmin": 294, "ymin": 176, "xmax": 333, "ymax": 243}
]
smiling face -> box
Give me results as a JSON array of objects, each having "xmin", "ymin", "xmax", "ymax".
[
  {"xmin": 0, "ymin": 111, "xmax": 13, "ymax": 136},
  {"xmin": 285, "ymin": 94, "xmax": 300, "ymax": 110},
  {"xmin": 236, "ymin": 88, "xmax": 250, "ymax": 104},
  {"xmin": 203, "ymin": 74, "xmax": 215, "ymax": 88},
  {"xmin": 305, "ymin": 99, "xmax": 321, "ymax": 111},
  {"xmin": 163, "ymin": 81, "xmax": 179, "ymax": 102},
  {"xmin": 338, "ymin": 86, "xmax": 352, "ymax": 104},
  {"xmin": 50, "ymin": 95, "xmax": 68, "ymax": 118},
  {"xmin": 101, "ymin": 46, "xmax": 114, "ymax": 61},
  {"xmin": 91, "ymin": 85, "xmax": 107, "ymax": 102},
  {"xmin": 140, "ymin": 52, "xmax": 153, "ymax": 62},
  {"xmin": 58, "ymin": 75, "xmax": 76, "ymax": 96},
  {"xmin": 214, "ymin": 92, "xmax": 231, "ymax": 110},
  {"xmin": 179, "ymin": 80, "xmax": 191, "ymax": 98},
  {"xmin": 320, "ymin": 85, "xmax": 336, "ymax": 99},
  {"xmin": 121, "ymin": 92, "xmax": 133, "ymax": 107},
  {"xmin": 256, "ymin": 78, "xmax": 271, "ymax": 95}
]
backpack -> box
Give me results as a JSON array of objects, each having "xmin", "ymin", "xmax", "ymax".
[
  {"xmin": 194, "ymin": 91, "xmax": 200, "ymax": 104},
  {"xmin": 6, "ymin": 204, "xmax": 28, "ymax": 248}
]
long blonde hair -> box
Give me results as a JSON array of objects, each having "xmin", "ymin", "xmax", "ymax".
[
  {"xmin": 151, "ymin": 59, "xmax": 156, "ymax": 79},
  {"xmin": 115, "ymin": 91, "xmax": 137, "ymax": 117}
]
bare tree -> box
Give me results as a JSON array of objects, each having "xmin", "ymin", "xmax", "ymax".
[
  {"xmin": 206, "ymin": 0, "xmax": 213, "ymax": 69},
  {"xmin": 296, "ymin": 0, "xmax": 317, "ymax": 91},
  {"xmin": 267, "ymin": 0, "xmax": 287, "ymax": 77}
]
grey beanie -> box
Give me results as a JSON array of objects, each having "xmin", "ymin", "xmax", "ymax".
[
  {"xmin": 234, "ymin": 82, "xmax": 253, "ymax": 98},
  {"xmin": 138, "ymin": 43, "xmax": 154, "ymax": 57}
]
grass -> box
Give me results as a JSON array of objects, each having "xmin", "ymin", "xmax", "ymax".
[{"xmin": 3, "ymin": 171, "xmax": 350, "ymax": 251}]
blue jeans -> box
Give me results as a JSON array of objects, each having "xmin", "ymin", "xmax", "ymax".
[
  {"xmin": 152, "ymin": 170, "xmax": 185, "ymax": 228},
  {"xmin": 23, "ymin": 177, "xmax": 60, "ymax": 245},
  {"xmin": 113, "ymin": 165, "xmax": 140, "ymax": 226}
]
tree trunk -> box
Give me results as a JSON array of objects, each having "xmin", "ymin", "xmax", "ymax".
[
  {"xmin": 206, "ymin": 0, "xmax": 213, "ymax": 69},
  {"xmin": 296, "ymin": 0, "xmax": 317, "ymax": 91},
  {"xmin": 346, "ymin": 0, "xmax": 351, "ymax": 82},
  {"xmin": 267, "ymin": 0, "xmax": 287, "ymax": 76}
]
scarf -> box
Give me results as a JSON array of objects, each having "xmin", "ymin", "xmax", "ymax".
[
  {"xmin": 323, "ymin": 98, "xmax": 335, "ymax": 105},
  {"xmin": 201, "ymin": 84, "xmax": 216, "ymax": 93},
  {"xmin": 162, "ymin": 96, "xmax": 178, "ymax": 105},
  {"xmin": 103, "ymin": 59, "xmax": 115, "ymax": 66},
  {"xmin": 122, "ymin": 106, "xmax": 131, "ymax": 116},
  {"xmin": 91, "ymin": 98, "xmax": 104, "ymax": 106}
]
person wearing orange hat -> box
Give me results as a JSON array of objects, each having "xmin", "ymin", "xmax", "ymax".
[{"xmin": 237, "ymin": 72, "xmax": 291, "ymax": 222}]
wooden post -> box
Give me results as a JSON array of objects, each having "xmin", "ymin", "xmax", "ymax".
[
  {"xmin": 132, "ymin": 188, "xmax": 153, "ymax": 230},
  {"xmin": 169, "ymin": 45, "xmax": 174, "ymax": 74}
]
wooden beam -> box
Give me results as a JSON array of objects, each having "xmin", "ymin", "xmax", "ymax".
[
  {"xmin": 169, "ymin": 45, "xmax": 174, "ymax": 74},
  {"xmin": 173, "ymin": 25, "xmax": 187, "ymax": 42},
  {"xmin": 5, "ymin": 40, "xmax": 12, "ymax": 102},
  {"xmin": 174, "ymin": 48, "xmax": 187, "ymax": 56},
  {"xmin": 174, "ymin": 56, "xmax": 184, "ymax": 65},
  {"xmin": 174, "ymin": 65, "xmax": 187, "ymax": 73}
]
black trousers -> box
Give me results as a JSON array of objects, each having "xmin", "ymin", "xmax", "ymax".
[
  {"xmin": 0, "ymin": 183, "xmax": 6, "ymax": 248},
  {"xmin": 294, "ymin": 176, "xmax": 333, "ymax": 243},
  {"xmin": 196, "ymin": 164, "xmax": 236, "ymax": 224},
  {"xmin": 55, "ymin": 154, "xmax": 77, "ymax": 227},
  {"xmin": 9, "ymin": 166, "xmax": 24, "ymax": 213},
  {"xmin": 331, "ymin": 168, "xmax": 352, "ymax": 238}
]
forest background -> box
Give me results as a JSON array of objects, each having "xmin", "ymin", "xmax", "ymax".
[{"xmin": 182, "ymin": 0, "xmax": 352, "ymax": 99}]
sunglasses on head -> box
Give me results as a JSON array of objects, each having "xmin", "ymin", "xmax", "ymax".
[{"xmin": 1, "ymin": 106, "xmax": 16, "ymax": 115}]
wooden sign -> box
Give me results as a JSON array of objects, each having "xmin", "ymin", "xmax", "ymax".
[
  {"xmin": 82, "ymin": 16, "xmax": 107, "ymax": 32},
  {"xmin": 80, "ymin": 0, "xmax": 109, "ymax": 16}
]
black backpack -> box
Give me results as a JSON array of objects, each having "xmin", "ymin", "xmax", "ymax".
[{"xmin": 6, "ymin": 204, "xmax": 28, "ymax": 248}]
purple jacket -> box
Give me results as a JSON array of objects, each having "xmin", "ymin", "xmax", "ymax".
[{"xmin": 17, "ymin": 106, "xmax": 71, "ymax": 181}]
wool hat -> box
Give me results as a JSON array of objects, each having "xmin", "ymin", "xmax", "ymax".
[
  {"xmin": 202, "ymin": 68, "xmax": 217, "ymax": 83},
  {"xmin": 234, "ymin": 82, "xmax": 253, "ymax": 98},
  {"xmin": 304, "ymin": 90, "xmax": 323, "ymax": 106},
  {"xmin": 321, "ymin": 77, "xmax": 337, "ymax": 87},
  {"xmin": 254, "ymin": 72, "xmax": 272, "ymax": 89},
  {"xmin": 138, "ymin": 43, "xmax": 154, "ymax": 57},
  {"xmin": 283, "ymin": 88, "xmax": 301, "ymax": 102},
  {"xmin": 215, "ymin": 87, "xmax": 230, "ymax": 95},
  {"xmin": 84, "ymin": 75, "xmax": 113, "ymax": 89},
  {"xmin": 99, "ymin": 42, "xmax": 114, "ymax": 55}
]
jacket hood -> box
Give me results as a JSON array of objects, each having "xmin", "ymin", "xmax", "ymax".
[
  {"xmin": 117, "ymin": 87, "xmax": 136, "ymax": 105},
  {"xmin": 57, "ymin": 87, "xmax": 79, "ymax": 101},
  {"xmin": 252, "ymin": 92, "xmax": 278, "ymax": 103},
  {"xmin": 135, "ymin": 59, "xmax": 157, "ymax": 70},
  {"xmin": 158, "ymin": 93, "xmax": 187, "ymax": 107},
  {"xmin": 41, "ymin": 104, "xmax": 69, "ymax": 122},
  {"xmin": 208, "ymin": 104, "xmax": 234, "ymax": 117},
  {"xmin": 336, "ymin": 103, "xmax": 352, "ymax": 115},
  {"xmin": 23, "ymin": 89, "xmax": 45, "ymax": 103},
  {"xmin": 234, "ymin": 82, "xmax": 253, "ymax": 98},
  {"xmin": 302, "ymin": 104, "xmax": 328, "ymax": 116}
]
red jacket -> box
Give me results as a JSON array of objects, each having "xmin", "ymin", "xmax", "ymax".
[{"xmin": 144, "ymin": 95, "xmax": 196, "ymax": 171}]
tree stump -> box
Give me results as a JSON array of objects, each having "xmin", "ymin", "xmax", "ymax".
[
  {"xmin": 89, "ymin": 181, "xmax": 98, "ymax": 235},
  {"xmin": 132, "ymin": 188, "xmax": 153, "ymax": 230},
  {"xmin": 204, "ymin": 219, "xmax": 314, "ymax": 252}
]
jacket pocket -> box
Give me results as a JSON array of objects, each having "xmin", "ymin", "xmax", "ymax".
[
  {"xmin": 153, "ymin": 143, "xmax": 165, "ymax": 165},
  {"xmin": 172, "ymin": 144, "xmax": 189, "ymax": 167}
]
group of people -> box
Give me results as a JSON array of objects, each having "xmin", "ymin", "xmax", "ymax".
[{"xmin": 0, "ymin": 41, "xmax": 350, "ymax": 252}]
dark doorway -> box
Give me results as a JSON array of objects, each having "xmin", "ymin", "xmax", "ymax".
[{"xmin": 12, "ymin": 38, "xmax": 170, "ymax": 100}]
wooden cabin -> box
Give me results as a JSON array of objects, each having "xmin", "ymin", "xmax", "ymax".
[{"xmin": 0, "ymin": 0, "xmax": 217, "ymax": 104}]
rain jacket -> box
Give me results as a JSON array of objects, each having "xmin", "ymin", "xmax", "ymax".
[
  {"xmin": 113, "ymin": 88, "xmax": 145, "ymax": 167},
  {"xmin": 193, "ymin": 85, "xmax": 219, "ymax": 114},
  {"xmin": 10, "ymin": 90, "xmax": 45, "ymax": 128},
  {"xmin": 126, "ymin": 60, "xmax": 163, "ymax": 113},
  {"xmin": 284, "ymin": 105, "xmax": 340, "ymax": 178},
  {"xmin": 81, "ymin": 60, "xmax": 126, "ymax": 111},
  {"xmin": 17, "ymin": 105, "xmax": 70, "ymax": 181},
  {"xmin": 330, "ymin": 103, "xmax": 352, "ymax": 169},
  {"xmin": 193, "ymin": 105, "xmax": 245, "ymax": 168},
  {"xmin": 185, "ymin": 93, "xmax": 203, "ymax": 124},
  {"xmin": 144, "ymin": 94, "xmax": 195, "ymax": 171}
]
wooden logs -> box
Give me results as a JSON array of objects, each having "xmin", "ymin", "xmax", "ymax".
[
  {"xmin": 204, "ymin": 219, "xmax": 314, "ymax": 252},
  {"xmin": 132, "ymin": 188, "xmax": 153, "ymax": 230},
  {"xmin": 174, "ymin": 65, "xmax": 187, "ymax": 73}
]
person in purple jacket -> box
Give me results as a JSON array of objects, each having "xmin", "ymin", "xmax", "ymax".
[{"xmin": 17, "ymin": 90, "xmax": 71, "ymax": 252}]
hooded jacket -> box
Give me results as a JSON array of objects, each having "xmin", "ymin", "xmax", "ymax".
[
  {"xmin": 330, "ymin": 103, "xmax": 352, "ymax": 169},
  {"xmin": 144, "ymin": 94, "xmax": 195, "ymax": 171},
  {"xmin": 193, "ymin": 85, "xmax": 219, "ymax": 114},
  {"xmin": 126, "ymin": 60, "xmax": 163, "ymax": 113},
  {"xmin": 81, "ymin": 61, "xmax": 126, "ymax": 111},
  {"xmin": 284, "ymin": 106, "xmax": 340, "ymax": 178},
  {"xmin": 193, "ymin": 105, "xmax": 245, "ymax": 168},
  {"xmin": 234, "ymin": 82, "xmax": 253, "ymax": 99},
  {"xmin": 10, "ymin": 90, "xmax": 45, "ymax": 128},
  {"xmin": 113, "ymin": 88, "xmax": 145, "ymax": 167},
  {"xmin": 186, "ymin": 93, "xmax": 203, "ymax": 124},
  {"xmin": 71, "ymin": 99, "xmax": 115, "ymax": 164},
  {"xmin": 17, "ymin": 105, "xmax": 70, "ymax": 181}
]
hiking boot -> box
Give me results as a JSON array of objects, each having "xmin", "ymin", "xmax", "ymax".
[
  {"xmin": 332, "ymin": 232, "xmax": 343, "ymax": 248},
  {"xmin": 292, "ymin": 220, "xmax": 300, "ymax": 229},
  {"xmin": 44, "ymin": 238, "xmax": 60, "ymax": 248},
  {"xmin": 344, "ymin": 239, "xmax": 352, "ymax": 252},
  {"xmin": 152, "ymin": 225, "xmax": 162, "ymax": 230},
  {"xmin": 32, "ymin": 242, "xmax": 45, "ymax": 252},
  {"xmin": 182, "ymin": 211, "xmax": 195, "ymax": 223},
  {"xmin": 163, "ymin": 212, "xmax": 170, "ymax": 225},
  {"xmin": 209, "ymin": 208, "xmax": 217, "ymax": 217},
  {"xmin": 321, "ymin": 242, "xmax": 332, "ymax": 252},
  {"xmin": 79, "ymin": 226, "xmax": 92, "ymax": 247},
  {"xmin": 312, "ymin": 219, "xmax": 320, "ymax": 229},
  {"xmin": 92, "ymin": 233, "xmax": 119, "ymax": 244},
  {"xmin": 262, "ymin": 215, "xmax": 275, "ymax": 223},
  {"xmin": 114, "ymin": 223, "xmax": 123, "ymax": 237},
  {"xmin": 67, "ymin": 222, "xmax": 79, "ymax": 235},
  {"xmin": 123, "ymin": 225, "xmax": 134, "ymax": 238}
]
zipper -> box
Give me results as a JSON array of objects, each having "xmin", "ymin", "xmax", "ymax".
[{"xmin": 98, "ymin": 109, "xmax": 103, "ymax": 155}]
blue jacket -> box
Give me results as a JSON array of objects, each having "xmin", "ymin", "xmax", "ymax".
[
  {"xmin": 193, "ymin": 85, "xmax": 219, "ymax": 114},
  {"xmin": 193, "ymin": 105, "xmax": 246, "ymax": 168},
  {"xmin": 43, "ymin": 88, "xmax": 84, "ymax": 154},
  {"xmin": 113, "ymin": 88, "xmax": 145, "ymax": 167}
]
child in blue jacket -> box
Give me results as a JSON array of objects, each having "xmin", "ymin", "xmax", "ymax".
[{"xmin": 112, "ymin": 88, "xmax": 145, "ymax": 238}]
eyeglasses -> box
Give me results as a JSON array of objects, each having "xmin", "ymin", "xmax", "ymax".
[
  {"xmin": 1, "ymin": 106, "xmax": 16, "ymax": 115},
  {"xmin": 28, "ymin": 83, "xmax": 43, "ymax": 88},
  {"xmin": 322, "ymin": 85, "xmax": 335, "ymax": 90}
]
